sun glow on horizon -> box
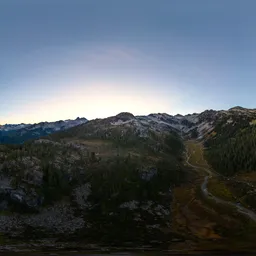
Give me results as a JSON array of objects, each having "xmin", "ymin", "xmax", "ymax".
[{"xmin": 1, "ymin": 81, "xmax": 182, "ymax": 124}]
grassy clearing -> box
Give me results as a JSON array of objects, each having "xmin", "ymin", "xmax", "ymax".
[
  {"xmin": 207, "ymin": 178, "xmax": 235, "ymax": 202},
  {"xmin": 173, "ymin": 181, "xmax": 256, "ymax": 251},
  {"xmin": 172, "ymin": 183, "xmax": 223, "ymax": 241},
  {"xmin": 63, "ymin": 138, "xmax": 133, "ymax": 159},
  {"xmin": 196, "ymin": 186, "xmax": 237, "ymax": 219},
  {"xmin": 171, "ymin": 140, "xmax": 256, "ymax": 251},
  {"xmin": 64, "ymin": 138, "xmax": 113, "ymax": 150},
  {"xmin": 236, "ymin": 172, "xmax": 256, "ymax": 183},
  {"xmin": 185, "ymin": 141, "xmax": 208, "ymax": 167}
]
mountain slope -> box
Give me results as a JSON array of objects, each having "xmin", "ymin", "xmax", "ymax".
[
  {"xmin": 189, "ymin": 107, "xmax": 256, "ymax": 213},
  {"xmin": 195, "ymin": 107, "xmax": 256, "ymax": 175},
  {"xmin": 2, "ymin": 107, "xmax": 256, "ymax": 178},
  {"xmin": 0, "ymin": 112, "xmax": 191, "ymax": 248}
]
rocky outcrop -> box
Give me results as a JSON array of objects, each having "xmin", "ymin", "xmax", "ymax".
[
  {"xmin": 72, "ymin": 183, "xmax": 91, "ymax": 210},
  {"xmin": 0, "ymin": 186, "xmax": 44, "ymax": 212},
  {"xmin": 0, "ymin": 202, "xmax": 85, "ymax": 237},
  {"xmin": 23, "ymin": 202, "xmax": 85, "ymax": 233},
  {"xmin": 140, "ymin": 168, "xmax": 157, "ymax": 181}
]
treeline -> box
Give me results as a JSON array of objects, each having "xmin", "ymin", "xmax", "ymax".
[{"xmin": 205, "ymin": 125, "xmax": 256, "ymax": 176}]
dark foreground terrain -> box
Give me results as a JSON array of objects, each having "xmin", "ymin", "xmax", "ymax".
[
  {"xmin": 1, "ymin": 109, "xmax": 256, "ymax": 253},
  {"xmin": 2, "ymin": 252, "xmax": 256, "ymax": 256}
]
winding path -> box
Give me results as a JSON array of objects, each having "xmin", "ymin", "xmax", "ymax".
[{"xmin": 185, "ymin": 151, "xmax": 256, "ymax": 223}]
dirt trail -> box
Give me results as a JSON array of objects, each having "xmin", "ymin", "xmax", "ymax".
[{"xmin": 185, "ymin": 143, "xmax": 256, "ymax": 223}]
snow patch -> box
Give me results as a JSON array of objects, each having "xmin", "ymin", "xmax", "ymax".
[
  {"xmin": 110, "ymin": 119, "xmax": 134, "ymax": 126},
  {"xmin": 197, "ymin": 121, "xmax": 214, "ymax": 136}
]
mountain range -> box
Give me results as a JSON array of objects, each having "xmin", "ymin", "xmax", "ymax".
[
  {"xmin": 1, "ymin": 106, "xmax": 255, "ymax": 145},
  {"xmin": 0, "ymin": 106, "xmax": 256, "ymax": 251},
  {"xmin": 0, "ymin": 117, "xmax": 88, "ymax": 144}
]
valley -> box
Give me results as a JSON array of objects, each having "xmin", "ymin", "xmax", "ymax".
[
  {"xmin": 0, "ymin": 108, "xmax": 256, "ymax": 252},
  {"xmin": 171, "ymin": 140, "xmax": 256, "ymax": 252},
  {"xmin": 186, "ymin": 141, "xmax": 256, "ymax": 222}
]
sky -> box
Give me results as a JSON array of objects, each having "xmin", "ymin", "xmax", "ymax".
[{"xmin": 1, "ymin": 0, "xmax": 256, "ymax": 124}]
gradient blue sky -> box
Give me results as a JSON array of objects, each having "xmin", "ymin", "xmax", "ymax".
[{"xmin": 1, "ymin": 0, "xmax": 256, "ymax": 123}]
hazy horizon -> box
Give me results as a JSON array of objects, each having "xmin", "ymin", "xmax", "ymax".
[
  {"xmin": 1, "ymin": 0, "xmax": 256, "ymax": 124},
  {"xmin": 1, "ymin": 105, "xmax": 251, "ymax": 125}
]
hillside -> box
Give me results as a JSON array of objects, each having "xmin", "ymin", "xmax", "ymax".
[
  {"xmin": 0, "ymin": 113, "xmax": 191, "ymax": 249},
  {"xmin": 198, "ymin": 107, "xmax": 256, "ymax": 176}
]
